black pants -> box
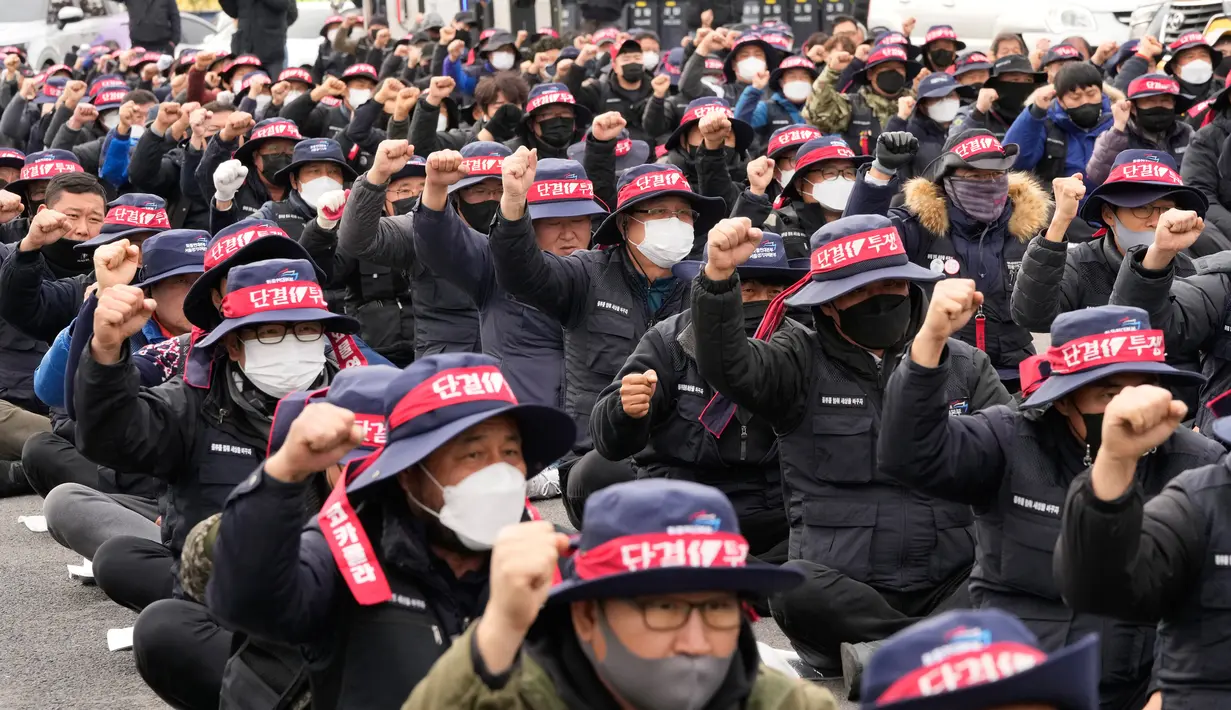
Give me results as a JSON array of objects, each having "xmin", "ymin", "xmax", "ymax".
[
  {"xmin": 563, "ymin": 450, "xmax": 637, "ymax": 529},
  {"xmin": 134, "ymin": 598, "xmax": 233, "ymax": 710},
  {"xmin": 22, "ymin": 431, "xmax": 101, "ymax": 498},
  {"xmin": 94, "ymin": 535, "xmax": 175, "ymax": 613},
  {"xmin": 132, "ymin": 40, "xmax": 175, "ymax": 55},
  {"xmin": 771, "ymin": 561, "xmax": 972, "ymax": 670}
]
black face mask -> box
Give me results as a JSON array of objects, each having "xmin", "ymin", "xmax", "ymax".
[
  {"xmin": 1066, "ymin": 102, "xmax": 1103, "ymax": 130},
  {"xmin": 41, "ymin": 239, "xmax": 93, "ymax": 273},
  {"xmin": 391, "ymin": 196, "xmax": 417, "ymax": 216},
  {"xmin": 873, "ymin": 70, "xmax": 906, "ymax": 96},
  {"xmin": 930, "ymin": 49, "xmax": 956, "ymax": 68},
  {"xmin": 834, "ymin": 293, "xmax": 912, "ymax": 349},
  {"xmin": 742, "ymin": 300, "xmax": 770, "ymax": 337},
  {"xmin": 537, "ymin": 116, "xmax": 575, "ymax": 148},
  {"xmin": 457, "ymin": 199, "xmax": 499, "ymax": 234},
  {"xmin": 956, "ymin": 83, "xmax": 982, "ymax": 101},
  {"xmin": 1135, "ymin": 106, "xmax": 1176, "ymax": 134},
  {"xmin": 992, "ymin": 83, "xmax": 1034, "ymax": 115},
  {"xmin": 1080, "ymin": 411, "xmax": 1103, "ymax": 462},
  {"xmin": 455, "ymin": 28, "xmax": 472, "ymax": 46},
  {"xmin": 259, "ymin": 153, "xmax": 292, "ymax": 184},
  {"xmin": 621, "ymin": 63, "xmax": 645, "ymax": 83}
]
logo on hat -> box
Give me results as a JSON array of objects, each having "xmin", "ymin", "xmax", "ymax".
[
  {"xmin": 1171, "ymin": 32, "xmax": 1205, "ymax": 48},
  {"xmin": 1112, "ymin": 316, "xmax": 1144, "ymax": 331},
  {"xmin": 186, "ymin": 236, "xmax": 209, "ymax": 253},
  {"xmin": 666, "ymin": 511, "xmax": 722, "ymax": 535},
  {"xmin": 920, "ymin": 626, "xmax": 992, "ymax": 666},
  {"xmin": 272, "ymin": 267, "xmax": 300, "ymax": 282},
  {"xmin": 205, "ymin": 224, "xmax": 288, "ymax": 269},
  {"xmin": 19, "ymin": 159, "xmax": 82, "ymax": 181},
  {"xmin": 461, "ymin": 156, "xmax": 504, "ymax": 176},
  {"xmin": 526, "ymin": 90, "xmax": 577, "ymax": 113},
  {"xmin": 250, "ymin": 121, "xmax": 303, "ymax": 141},
  {"xmin": 309, "ymin": 142, "xmax": 329, "ymax": 153},
  {"xmin": 106, "ymin": 205, "xmax": 171, "ymax": 228},
  {"xmin": 811, "ymin": 228, "xmax": 903, "ymax": 274}
]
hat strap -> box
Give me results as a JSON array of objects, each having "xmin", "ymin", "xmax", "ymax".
[{"xmin": 318, "ymin": 466, "xmax": 393, "ymax": 606}]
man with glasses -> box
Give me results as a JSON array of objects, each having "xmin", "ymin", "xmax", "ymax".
[
  {"xmin": 505, "ymin": 83, "xmax": 592, "ymax": 161},
  {"xmin": 488, "ymin": 153, "xmax": 726, "ymax": 528},
  {"xmin": 848, "ymin": 129, "xmax": 1051, "ymax": 389},
  {"xmin": 403, "ymin": 479, "xmax": 837, "ymax": 710}
]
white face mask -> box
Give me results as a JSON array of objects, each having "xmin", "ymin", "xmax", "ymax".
[
  {"xmin": 437, "ymin": 113, "xmax": 448, "ymax": 132},
  {"xmin": 102, "ymin": 112, "xmax": 120, "ymax": 130},
  {"xmin": 812, "ymin": 177, "xmax": 855, "ymax": 212},
  {"xmin": 414, "ymin": 462, "xmax": 527, "ymax": 550},
  {"xmin": 129, "ymin": 124, "xmax": 145, "ymax": 140},
  {"xmin": 327, "ymin": 29, "xmax": 339, "ymax": 43},
  {"xmin": 1180, "ymin": 59, "xmax": 1213, "ymax": 85},
  {"xmin": 927, "ymin": 97, "xmax": 961, "ymax": 123},
  {"xmin": 1112, "ymin": 213, "xmax": 1156, "ymax": 253},
  {"xmin": 633, "ymin": 216, "xmax": 695, "ymax": 267},
  {"xmin": 255, "ymin": 94, "xmax": 273, "ymax": 114},
  {"xmin": 777, "ymin": 168, "xmax": 796, "ymax": 187},
  {"xmin": 240, "ymin": 337, "xmax": 326, "ymax": 399},
  {"xmin": 736, "ymin": 56, "xmax": 767, "ymax": 82},
  {"xmin": 285, "ymin": 90, "xmax": 304, "ymax": 104},
  {"xmin": 349, "ymin": 27, "xmax": 366, "ymax": 41},
  {"xmin": 348, "ymin": 88, "xmax": 372, "ymax": 107},
  {"xmin": 299, "ymin": 176, "xmax": 344, "ymax": 208},
  {"xmin": 782, "ymin": 80, "xmax": 812, "ymax": 103},
  {"xmin": 700, "ymin": 76, "xmax": 725, "ymax": 97},
  {"xmin": 491, "ymin": 51, "xmax": 517, "ymax": 71},
  {"xmin": 642, "ymin": 51, "xmax": 660, "ymax": 70}
]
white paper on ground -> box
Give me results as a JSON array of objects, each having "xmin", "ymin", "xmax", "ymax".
[
  {"xmin": 107, "ymin": 627, "xmax": 134, "ymax": 651},
  {"xmin": 67, "ymin": 558, "xmax": 94, "ymax": 581},
  {"xmin": 757, "ymin": 642, "xmax": 800, "ymax": 678},
  {"xmin": 18, "ymin": 515, "xmax": 47, "ymax": 532}
]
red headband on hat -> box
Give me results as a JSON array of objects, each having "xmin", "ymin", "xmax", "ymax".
[
  {"xmin": 768, "ymin": 127, "xmax": 822, "ymax": 155},
  {"xmin": 389, "ymin": 365, "xmax": 517, "ymax": 429},
  {"xmin": 19, "ymin": 160, "xmax": 81, "ymax": 181},
  {"xmin": 343, "ymin": 63, "xmax": 377, "ymax": 78},
  {"xmin": 204, "ymin": 224, "xmax": 289, "ymax": 269},
  {"xmin": 526, "ymin": 90, "xmax": 577, "ymax": 113},
  {"xmin": 878, "ymin": 642, "xmax": 1048, "ymax": 703},
  {"xmin": 0, "ymin": 149, "xmax": 23, "ymax": 161},
  {"xmin": 878, "ymin": 33, "xmax": 908, "ymax": 46},
  {"xmin": 925, "ymin": 27, "xmax": 958, "ymax": 43},
  {"xmin": 105, "ymin": 206, "xmax": 171, "ymax": 229},
  {"xmin": 461, "ymin": 156, "xmax": 504, "ymax": 177},
  {"xmin": 220, "ymin": 280, "xmax": 328, "ymax": 318},
  {"xmin": 279, "ymin": 68, "xmax": 313, "ymax": 84},
  {"xmin": 615, "ymin": 138, "xmax": 633, "ymax": 156},
  {"xmin": 573, "ymin": 531, "xmax": 751, "ymax": 580},
  {"xmin": 963, "ymin": 52, "xmax": 990, "ymax": 64},
  {"xmin": 352, "ymin": 414, "xmax": 388, "ymax": 448},
  {"xmin": 679, "ymin": 103, "xmax": 733, "ymax": 127},
  {"xmin": 1105, "ymin": 161, "xmax": 1183, "ymax": 186},
  {"xmin": 249, "ymin": 121, "xmax": 303, "ymax": 141},
  {"xmin": 1170, "ymin": 32, "xmax": 1206, "ymax": 49},
  {"xmin": 952, "ymin": 134, "xmax": 1005, "ymax": 160},
  {"xmin": 1129, "ymin": 77, "xmax": 1179, "ymax": 96},
  {"xmin": 1050, "ymin": 45, "xmax": 1081, "ymax": 59},
  {"xmin": 810, "ymin": 227, "xmax": 904, "ymax": 275},
  {"xmin": 1045, "ymin": 330, "xmax": 1165, "ymax": 375},
  {"xmin": 528, "ymin": 179, "xmax": 595, "ymax": 203},
  {"xmin": 93, "ymin": 89, "xmax": 127, "ymax": 106},
  {"xmin": 616, "ymin": 170, "xmax": 689, "ymax": 206},
  {"xmin": 795, "ymin": 144, "xmax": 856, "ymax": 173}
]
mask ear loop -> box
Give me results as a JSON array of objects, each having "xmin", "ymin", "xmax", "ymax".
[{"xmin": 404, "ymin": 463, "xmax": 446, "ymax": 521}]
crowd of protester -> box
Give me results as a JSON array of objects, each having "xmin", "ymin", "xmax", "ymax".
[{"xmin": 7, "ymin": 4, "xmax": 1231, "ymax": 709}]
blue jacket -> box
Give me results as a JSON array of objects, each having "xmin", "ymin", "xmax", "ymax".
[
  {"xmin": 99, "ymin": 130, "xmax": 136, "ymax": 187},
  {"xmin": 1004, "ymin": 97, "xmax": 1113, "ymax": 191},
  {"xmin": 34, "ymin": 326, "xmax": 70, "ymax": 408},
  {"xmin": 442, "ymin": 57, "xmax": 493, "ymax": 98},
  {"xmin": 734, "ymin": 86, "xmax": 805, "ymax": 131}
]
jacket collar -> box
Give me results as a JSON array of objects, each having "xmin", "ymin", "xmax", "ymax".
[{"xmin": 902, "ymin": 172, "xmax": 1052, "ymax": 242}]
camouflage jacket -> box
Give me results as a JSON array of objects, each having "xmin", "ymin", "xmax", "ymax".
[{"xmin": 803, "ymin": 66, "xmax": 901, "ymax": 136}]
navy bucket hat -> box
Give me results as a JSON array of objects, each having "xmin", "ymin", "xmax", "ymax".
[
  {"xmin": 525, "ymin": 158, "xmax": 608, "ymax": 221},
  {"xmin": 922, "ymin": 24, "xmax": 966, "ymax": 51},
  {"xmin": 672, "ymin": 232, "xmax": 809, "ymax": 282},
  {"xmin": 592, "ymin": 164, "xmax": 726, "ymax": 246},
  {"xmin": 1079, "ymin": 150, "xmax": 1207, "ymax": 228},
  {"xmin": 1041, "ymin": 44, "xmax": 1083, "ymax": 68},
  {"xmin": 77, "ymin": 193, "xmax": 171, "ymax": 250},
  {"xmin": 450, "ymin": 141, "xmax": 513, "ymax": 193},
  {"xmin": 5, "ymin": 150, "xmax": 83, "ymax": 193},
  {"xmin": 1020, "ymin": 305, "xmax": 1205, "ymax": 409},
  {"xmin": 860, "ymin": 609, "xmax": 1098, "ymax": 710},
  {"xmin": 0, "ymin": 148, "xmax": 25, "ymax": 172},
  {"xmin": 521, "ymin": 83, "xmax": 593, "ymax": 129},
  {"xmin": 721, "ymin": 35, "xmax": 783, "ymax": 84},
  {"xmin": 272, "ymin": 137, "xmax": 359, "ymax": 186},
  {"xmin": 924, "ymin": 129, "xmax": 1019, "ymax": 181},
  {"xmin": 132, "ymin": 229, "xmax": 210, "ymax": 288},
  {"xmin": 768, "ymin": 55, "xmax": 818, "ymax": 95},
  {"xmin": 1165, "ymin": 32, "xmax": 1219, "ymax": 76},
  {"xmin": 953, "ymin": 51, "xmax": 992, "ymax": 76},
  {"xmin": 548, "ymin": 479, "xmax": 804, "ymax": 604},
  {"xmin": 195, "ymin": 257, "xmax": 359, "ymax": 349},
  {"xmin": 33, "ymin": 78, "xmax": 67, "ymax": 105},
  {"xmin": 783, "ymin": 136, "xmax": 871, "ymax": 201},
  {"xmin": 567, "ymin": 131, "xmax": 651, "ymax": 175},
  {"xmin": 916, "ymin": 72, "xmax": 959, "ymax": 100},
  {"xmin": 1205, "ymin": 389, "xmax": 1231, "ymax": 444},
  {"xmin": 233, "ymin": 118, "xmax": 304, "ymax": 164},
  {"xmin": 766, "ymin": 125, "xmax": 822, "ymax": 160},
  {"xmin": 390, "ymin": 154, "xmax": 427, "ymax": 182},
  {"xmin": 266, "ymin": 364, "xmax": 402, "ymax": 460},
  {"xmin": 346, "ymin": 353, "xmax": 577, "ymax": 495},
  {"xmin": 664, "ymin": 97, "xmax": 753, "ymax": 153}
]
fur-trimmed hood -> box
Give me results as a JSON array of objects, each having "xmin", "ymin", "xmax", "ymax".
[{"xmin": 902, "ymin": 172, "xmax": 1053, "ymax": 242}]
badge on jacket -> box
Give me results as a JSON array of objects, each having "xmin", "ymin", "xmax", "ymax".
[{"xmin": 948, "ymin": 398, "xmax": 969, "ymax": 416}]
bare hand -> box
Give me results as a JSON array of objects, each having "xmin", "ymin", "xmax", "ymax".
[
  {"xmin": 1033, "ymin": 85, "xmax": 1057, "ymax": 111},
  {"xmin": 704, "ymin": 218, "xmax": 763, "ymax": 280},
  {"xmin": 1051, "ymin": 173, "xmax": 1086, "ymax": 222},
  {"xmin": 698, "ymin": 111, "xmax": 732, "ymax": 150},
  {"xmin": 62, "ymin": 80, "xmax": 86, "ymax": 109},
  {"xmin": 1137, "ymin": 35, "xmax": 1163, "ymax": 60},
  {"xmin": 265, "ymin": 402, "xmax": 364, "ymax": 483},
  {"xmin": 369, "ymin": 139, "xmax": 413, "ymax": 185},
  {"xmin": 93, "ymin": 238, "xmax": 141, "ymax": 291},
  {"xmin": 153, "ymin": 102, "xmax": 181, "ymax": 132},
  {"xmin": 897, "ymin": 95, "xmax": 916, "ymax": 119},
  {"xmin": 752, "ymin": 69, "xmax": 770, "ymax": 90},
  {"xmin": 828, "ymin": 50, "xmax": 854, "ymax": 73},
  {"xmin": 1099, "ymin": 385, "xmax": 1187, "ymax": 463},
  {"xmin": 651, "ymin": 73, "xmax": 671, "ymax": 98},
  {"xmin": 425, "ymin": 149, "xmax": 468, "ymax": 187},
  {"xmin": 426, "ymin": 75, "xmax": 455, "ymax": 105},
  {"xmin": 976, "ymin": 87, "xmax": 998, "ymax": 113},
  {"xmin": 1152, "ymin": 209, "xmax": 1204, "ymax": 256},
  {"xmin": 501, "ymin": 146, "xmax": 538, "ymax": 202},
  {"xmin": 21, "ymin": 209, "xmax": 74, "ymax": 251},
  {"xmin": 92, "ymin": 284, "xmax": 157, "ymax": 356},
  {"xmin": 590, "ymin": 111, "xmax": 627, "ymax": 142},
  {"xmin": 0, "ymin": 190, "xmax": 23, "ymax": 223},
  {"xmin": 746, "ymin": 156, "xmax": 774, "ymax": 196},
  {"xmin": 620, "ymin": 370, "xmax": 658, "ymax": 417},
  {"xmin": 219, "ymin": 111, "xmax": 255, "ymax": 141},
  {"xmin": 919, "ymin": 278, "xmax": 983, "ymax": 342},
  {"xmin": 1111, "ymin": 99, "xmax": 1131, "ymax": 131}
]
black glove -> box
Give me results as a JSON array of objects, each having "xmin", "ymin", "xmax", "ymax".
[
  {"xmin": 873, "ymin": 131, "xmax": 919, "ymax": 173},
  {"xmin": 485, "ymin": 104, "xmax": 524, "ymax": 143}
]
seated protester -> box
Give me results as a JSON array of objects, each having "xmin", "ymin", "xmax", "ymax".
[
  {"xmin": 212, "ymin": 137, "xmax": 356, "ymax": 239},
  {"xmin": 879, "ymin": 297, "xmax": 1222, "ymax": 709},
  {"xmin": 505, "ymin": 83, "xmax": 592, "ymax": 161},
  {"xmin": 340, "ymin": 77, "xmax": 418, "ymax": 176},
  {"xmin": 1013, "ymin": 153, "xmax": 1211, "ymax": 335},
  {"xmin": 919, "ymin": 24, "xmax": 965, "ymax": 74},
  {"xmin": 130, "ymin": 101, "xmax": 211, "ymax": 231},
  {"xmin": 833, "ymin": 31, "xmax": 921, "ymax": 97},
  {"xmin": 26, "ymin": 78, "xmax": 72, "ymax": 152},
  {"xmin": 408, "ymin": 75, "xmax": 475, "ymax": 154},
  {"xmin": 688, "ymin": 216, "xmax": 1009, "ymax": 686},
  {"xmin": 950, "ymin": 54, "xmax": 1048, "ymax": 140},
  {"xmin": 404, "ymin": 479, "xmax": 837, "ymax": 710},
  {"xmin": 631, "ymin": 28, "xmax": 661, "ymax": 72},
  {"xmin": 734, "ymin": 55, "xmax": 818, "ymax": 158},
  {"xmin": 195, "ymin": 114, "xmax": 304, "ymax": 219},
  {"xmin": 736, "ymin": 136, "xmax": 868, "ymax": 258},
  {"xmin": 1040, "ymin": 43, "xmax": 1084, "ymax": 83},
  {"xmin": 311, "ymin": 13, "xmax": 349, "ymax": 82},
  {"xmin": 1086, "ymin": 74, "xmax": 1195, "ymax": 186},
  {"xmin": 448, "ymin": 72, "xmax": 531, "ymax": 148},
  {"xmin": 0, "ymin": 151, "xmax": 29, "ymax": 244},
  {"xmin": 758, "ymin": 124, "xmax": 823, "ymax": 205},
  {"xmin": 282, "ymin": 63, "xmax": 378, "ymax": 141},
  {"xmin": 54, "ymin": 89, "xmax": 157, "ymax": 175},
  {"xmin": 271, "ymin": 68, "xmax": 314, "ymax": 114},
  {"xmin": 952, "ymin": 50, "xmax": 993, "ymax": 103},
  {"xmin": 885, "ymin": 72, "xmax": 962, "ymax": 180},
  {"xmin": 1005, "ymin": 61, "xmax": 1117, "ymax": 193},
  {"xmin": 565, "ymin": 38, "xmax": 655, "ymax": 146},
  {"xmin": 234, "ymin": 71, "xmax": 274, "ymax": 121},
  {"xmin": 210, "ymin": 353, "xmax": 577, "ymax": 710},
  {"xmin": 860, "ymin": 609, "xmax": 1099, "ymax": 710},
  {"xmin": 680, "ymin": 32, "xmax": 783, "ymax": 107},
  {"xmin": 414, "ymin": 150, "xmax": 606, "ymax": 409},
  {"xmin": 848, "ymin": 131, "xmax": 1049, "ymax": 383},
  {"xmin": 1057, "ymin": 386, "xmax": 1231, "ymax": 710},
  {"xmin": 330, "ymin": 13, "xmax": 391, "ymax": 70},
  {"xmin": 570, "ymin": 119, "xmax": 652, "ymax": 210},
  {"xmin": 338, "ymin": 142, "xmax": 502, "ymax": 359},
  {"xmin": 489, "ymin": 159, "xmax": 725, "ymax": 526},
  {"xmin": 98, "ymin": 101, "xmax": 160, "ymax": 192},
  {"xmin": 1117, "ymin": 33, "xmax": 1220, "ymax": 104},
  {"xmin": 590, "ymin": 237, "xmax": 809, "ymax": 563},
  {"xmin": 805, "ymin": 43, "xmax": 922, "ymax": 156},
  {"xmin": 659, "ymin": 97, "xmax": 753, "ymax": 203}
]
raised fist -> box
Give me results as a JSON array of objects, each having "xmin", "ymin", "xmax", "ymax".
[
  {"xmin": 590, "ymin": 111, "xmax": 627, "ymax": 142},
  {"xmin": 270, "ymin": 81, "xmax": 291, "ymax": 105},
  {"xmin": 19, "ymin": 78, "xmax": 37, "ymax": 102},
  {"xmin": 315, "ymin": 189, "xmax": 349, "ymax": 229},
  {"xmin": 193, "ymin": 51, "xmax": 218, "ymax": 72},
  {"xmin": 902, "ymin": 16, "xmax": 917, "ymax": 36},
  {"xmin": 1032, "ymin": 85, "xmax": 1057, "ymax": 111},
  {"xmin": 245, "ymin": 73, "xmax": 270, "ymax": 98},
  {"xmin": 828, "ymin": 50, "xmax": 854, "ymax": 73},
  {"xmin": 213, "ymin": 160, "xmax": 249, "ymax": 203},
  {"xmin": 219, "ymin": 111, "xmax": 255, "ymax": 141},
  {"xmin": 920, "ymin": 278, "xmax": 982, "ymax": 342},
  {"xmin": 393, "ymin": 87, "xmax": 419, "ymax": 120},
  {"xmin": 62, "ymin": 80, "xmax": 87, "ymax": 109},
  {"xmin": 501, "ymin": 146, "xmax": 538, "ymax": 202},
  {"xmin": 701, "ymin": 9, "xmax": 714, "ymax": 27},
  {"xmin": 483, "ymin": 521, "xmax": 570, "ymax": 641},
  {"xmin": 21, "ymin": 209, "xmax": 74, "ymax": 252},
  {"xmin": 1098, "ymin": 385, "xmax": 1187, "ymax": 464},
  {"xmin": 369, "ymin": 139, "xmax": 413, "ymax": 185},
  {"xmin": 448, "ymin": 39, "xmax": 466, "ymax": 61},
  {"xmin": 93, "ymin": 238, "xmax": 141, "ymax": 291},
  {"xmin": 874, "ymin": 131, "xmax": 919, "ymax": 172},
  {"xmin": 752, "ymin": 69, "xmax": 770, "ymax": 90},
  {"xmin": 516, "ymin": 29, "xmax": 529, "ymax": 46},
  {"xmin": 0, "ymin": 190, "xmax": 22, "ymax": 223},
  {"xmin": 265, "ymin": 403, "xmax": 364, "ymax": 483},
  {"xmin": 698, "ymin": 111, "xmax": 732, "ymax": 149},
  {"xmin": 976, "ymin": 87, "xmax": 998, "ymax": 113},
  {"xmin": 153, "ymin": 102, "xmax": 181, "ymax": 132},
  {"xmin": 374, "ymin": 28, "xmax": 391, "ymax": 48},
  {"xmin": 746, "ymin": 156, "xmax": 774, "ymax": 196},
  {"xmin": 439, "ymin": 25, "xmax": 457, "ymax": 45},
  {"xmin": 374, "ymin": 77, "xmax": 405, "ymax": 105},
  {"xmin": 142, "ymin": 63, "xmax": 161, "ymax": 83},
  {"xmin": 652, "ymin": 73, "xmax": 671, "ymax": 98},
  {"xmin": 1137, "ymin": 35, "xmax": 1163, "ymax": 60},
  {"xmin": 1153, "ymin": 209, "xmax": 1204, "ymax": 254},
  {"xmin": 425, "ymin": 149, "xmax": 468, "ymax": 187},
  {"xmin": 69, "ymin": 102, "xmax": 99, "ymax": 130},
  {"xmin": 704, "ymin": 218, "xmax": 763, "ymax": 280},
  {"xmin": 855, "ymin": 44, "xmax": 872, "ymax": 61},
  {"xmin": 93, "ymin": 284, "xmax": 157, "ymax": 357},
  {"xmin": 806, "ymin": 44, "xmax": 827, "ymax": 65},
  {"xmin": 1051, "ymin": 173, "xmax": 1086, "ymax": 222},
  {"xmin": 189, "ymin": 107, "xmax": 214, "ymax": 141},
  {"xmin": 897, "ymin": 95, "xmax": 916, "ymax": 120},
  {"xmin": 1091, "ymin": 40, "xmax": 1119, "ymax": 66},
  {"xmin": 427, "ymin": 75, "xmax": 456, "ymax": 105},
  {"xmin": 620, "ymin": 370, "xmax": 658, "ymax": 418},
  {"xmin": 1111, "ymin": 99, "xmax": 1131, "ymax": 131}
]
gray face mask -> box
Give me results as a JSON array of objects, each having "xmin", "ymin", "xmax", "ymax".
[
  {"xmin": 580, "ymin": 604, "xmax": 734, "ymax": 710},
  {"xmin": 1111, "ymin": 213, "xmax": 1156, "ymax": 254}
]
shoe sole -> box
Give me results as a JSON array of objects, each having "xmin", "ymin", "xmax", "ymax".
[{"xmin": 840, "ymin": 642, "xmax": 862, "ymax": 701}]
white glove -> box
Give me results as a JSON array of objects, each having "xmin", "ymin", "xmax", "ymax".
[
  {"xmin": 213, "ymin": 160, "xmax": 248, "ymax": 203},
  {"xmin": 315, "ymin": 189, "xmax": 348, "ymax": 229}
]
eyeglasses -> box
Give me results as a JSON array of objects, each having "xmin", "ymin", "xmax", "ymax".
[
  {"xmin": 238, "ymin": 322, "xmax": 324, "ymax": 344},
  {"xmin": 622, "ymin": 597, "xmax": 743, "ymax": 631},
  {"xmin": 387, "ymin": 186, "xmax": 419, "ymax": 199},
  {"xmin": 1123, "ymin": 204, "xmax": 1170, "ymax": 221},
  {"xmin": 460, "ymin": 185, "xmax": 504, "ymax": 202},
  {"xmin": 815, "ymin": 167, "xmax": 857, "ymax": 181},
  {"xmin": 632, "ymin": 208, "xmax": 699, "ymax": 224}
]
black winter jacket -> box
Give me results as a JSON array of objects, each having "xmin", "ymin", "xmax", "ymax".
[
  {"xmin": 1180, "ymin": 113, "xmax": 1231, "ymax": 241},
  {"xmin": 129, "ymin": 127, "xmax": 210, "ymax": 230},
  {"xmin": 123, "ymin": 0, "xmax": 181, "ymax": 46},
  {"xmin": 220, "ymin": 0, "xmax": 297, "ymax": 69}
]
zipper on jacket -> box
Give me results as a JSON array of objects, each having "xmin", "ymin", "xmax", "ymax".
[
  {"xmin": 740, "ymin": 425, "xmax": 748, "ymax": 461},
  {"xmin": 215, "ymin": 407, "xmax": 228, "ymax": 425}
]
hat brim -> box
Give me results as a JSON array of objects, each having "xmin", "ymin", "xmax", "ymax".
[
  {"xmin": 529, "ymin": 200, "xmax": 608, "ymax": 221},
  {"xmin": 1020, "ymin": 362, "xmax": 1206, "ymax": 409},
  {"xmin": 672, "ymin": 259, "xmax": 810, "ymax": 282},
  {"xmin": 234, "ymin": 134, "xmax": 305, "ymax": 164},
  {"xmin": 917, "ymin": 83, "xmax": 960, "ymax": 99},
  {"xmin": 1079, "ymin": 185, "xmax": 1208, "ymax": 225},
  {"xmin": 547, "ymin": 561, "xmax": 805, "ymax": 605},
  {"xmin": 132, "ymin": 263, "xmax": 206, "ymax": 289},
  {"xmin": 0, "ymin": 157, "xmax": 24, "ymax": 171},
  {"xmin": 273, "ymin": 156, "xmax": 359, "ymax": 186},
  {"xmin": 924, "ymin": 38, "xmax": 967, "ymax": 51},
  {"xmin": 664, "ymin": 117, "xmax": 755, "ymax": 153},
  {"xmin": 1129, "ymin": 89, "xmax": 1196, "ymax": 114},
  {"xmin": 592, "ymin": 191, "xmax": 727, "ymax": 246},
  {"xmin": 183, "ymin": 237, "xmax": 325, "ymax": 331},
  {"xmin": 954, "ymin": 62, "xmax": 993, "ymax": 75},
  {"xmin": 869, "ymin": 633, "xmax": 1099, "ymax": 710},
  {"xmin": 76, "ymin": 227, "xmax": 165, "ymax": 250},
  {"xmin": 195, "ymin": 307, "xmax": 360, "ymax": 348},
  {"xmin": 768, "ymin": 66, "xmax": 818, "ymax": 95},
  {"xmin": 924, "ymin": 143, "xmax": 1020, "ymax": 181},
  {"xmin": 785, "ymin": 263, "xmax": 941, "ymax": 307},
  {"xmin": 986, "ymin": 71, "xmax": 1047, "ymax": 87},
  {"xmin": 347, "ymin": 403, "xmax": 577, "ymax": 495}
]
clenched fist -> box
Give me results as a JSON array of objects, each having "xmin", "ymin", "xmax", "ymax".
[
  {"xmin": 265, "ymin": 402, "xmax": 365, "ymax": 483},
  {"xmin": 93, "ymin": 238, "xmax": 142, "ymax": 291},
  {"xmin": 1051, "ymin": 173, "xmax": 1086, "ymax": 223},
  {"xmin": 1091, "ymin": 385, "xmax": 1186, "ymax": 500},
  {"xmin": 368, "ymin": 139, "xmax": 413, "ymax": 185},
  {"xmin": 69, "ymin": 102, "xmax": 99, "ymax": 130},
  {"xmin": 897, "ymin": 95, "xmax": 916, "ymax": 120},
  {"xmin": 374, "ymin": 77, "xmax": 405, "ymax": 105},
  {"xmin": 393, "ymin": 87, "xmax": 419, "ymax": 121},
  {"xmin": 1111, "ymin": 99, "xmax": 1131, "ymax": 132},
  {"xmin": 620, "ymin": 370, "xmax": 658, "ymax": 418},
  {"xmin": 426, "ymin": 75, "xmax": 455, "ymax": 105},
  {"xmin": 590, "ymin": 111, "xmax": 627, "ymax": 142},
  {"xmin": 213, "ymin": 160, "xmax": 249, "ymax": 203},
  {"xmin": 501, "ymin": 146, "xmax": 538, "ymax": 203},
  {"xmin": 315, "ymin": 189, "xmax": 349, "ymax": 229},
  {"xmin": 699, "ymin": 111, "xmax": 732, "ymax": 149},
  {"xmin": 746, "ymin": 156, "xmax": 774, "ymax": 196},
  {"xmin": 975, "ymin": 87, "xmax": 998, "ymax": 114},
  {"xmin": 652, "ymin": 73, "xmax": 671, "ymax": 98},
  {"xmin": 219, "ymin": 111, "xmax": 255, "ymax": 142},
  {"xmin": 92, "ymin": 284, "xmax": 157, "ymax": 361},
  {"xmin": 828, "ymin": 50, "xmax": 854, "ymax": 73},
  {"xmin": 873, "ymin": 131, "xmax": 919, "ymax": 174},
  {"xmin": 20, "ymin": 209, "xmax": 75, "ymax": 252},
  {"xmin": 439, "ymin": 25, "xmax": 457, "ymax": 45},
  {"xmin": 1143, "ymin": 209, "xmax": 1204, "ymax": 269},
  {"xmin": 752, "ymin": 69, "xmax": 770, "ymax": 90},
  {"xmin": 1032, "ymin": 85, "xmax": 1057, "ymax": 111},
  {"xmin": 0, "ymin": 190, "xmax": 23, "ymax": 224},
  {"xmin": 62, "ymin": 80, "xmax": 87, "ymax": 109},
  {"xmin": 918, "ymin": 278, "xmax": 982, "ymax": 345},
  {"xmin": 448, "ymin": 39, "xmax": 466, "ymax": 61},
  {"xmin": 1136, "ymin": 35, "xmax": 1163, "ymax": 60},
  {"xmin": 153, "ymin": 102, "xmax": 182, "ymax": 133},
  {"xmin": 312, "ymin": 76, "xmax": 347, "ymax": 103},
  {"xmin": 704, "ymin": 218, "xmax": 764, "ymax": 280},
  {"xmin": 425, "ymin": 149, "xmax": 468, "ymax": 188}
]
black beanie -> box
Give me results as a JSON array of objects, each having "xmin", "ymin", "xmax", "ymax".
[{"xmin": 1054, "ymin": 62, "xmax": 1104, "ymax": 98}]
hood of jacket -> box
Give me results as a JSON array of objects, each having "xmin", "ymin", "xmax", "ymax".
[
  {"xmin": 1045, "ymin": 83, "xmax": 1124, "ymax": 136},
  {"xmin": 902, "ymin": 172, "xmax": 1052, "ymax": 242},
  {"xmin": 770, "ymin": 91, "xmax": 806, "ymax": 121}
]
